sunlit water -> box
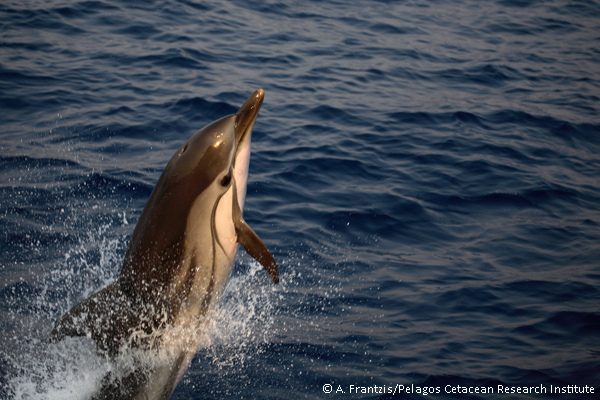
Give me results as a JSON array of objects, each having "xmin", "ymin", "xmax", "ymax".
[{"xmin": 2, "ymin": 0, "xmax": 600, "ymax": 399}]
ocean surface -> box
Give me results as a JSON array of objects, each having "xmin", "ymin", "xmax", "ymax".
[{"xmin": 1, "ymin": 0, "xmax": 599, "ymax": 399}]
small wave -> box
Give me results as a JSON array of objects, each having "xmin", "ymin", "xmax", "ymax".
[
  {"xmin": 168, "ymin": 97, "xmax": 237, "ymax": 123},
  {"xmin": 514, "ymin": 311, "xmax": 600, "ymax": 343},
  {"xmin": 444, "ymin": 192, "xmax": 535, "ymax": 209},
  {"xmin": 368, "ymin": 22, "xmax": 425, "ymax": 36},
  {"xmin": 66, "ymin": 172, "xmax": 152, "ymax": 199}
]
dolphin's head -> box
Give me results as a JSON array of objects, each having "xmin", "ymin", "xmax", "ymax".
[
  {"xmin": 122, "ymin": 90, "xmax": 278, "ymax": 312},
  {"xmin": 166, "ymin": 89, "xmax": 262, "ymax": 212}
]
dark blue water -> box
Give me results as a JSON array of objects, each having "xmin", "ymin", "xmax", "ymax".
[{"xmin": 1, "ymin": 0, "xmax": 600, "ymax": 399}]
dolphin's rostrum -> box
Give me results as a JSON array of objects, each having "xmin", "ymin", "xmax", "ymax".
[{"xmin": 51, "ymin": 89, "xmax": 278, "ymax": 399}]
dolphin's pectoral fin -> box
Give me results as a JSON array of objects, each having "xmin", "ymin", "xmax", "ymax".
[
  {"xmin": 235, "ymin": 218, "xmax": 279, "ymax": 284},
  {"xmin": 232, "ymin": 184, "xmax": 279, "ymax": 284}
]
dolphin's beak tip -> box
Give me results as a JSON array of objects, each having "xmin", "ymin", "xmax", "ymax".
[
  {"xmin": 255, "ymin": 89, "xmax": 265, "ymax": 105},
  {"xmin": 251, "ymin": 89, "xmax": 264, "ymax": 107}
]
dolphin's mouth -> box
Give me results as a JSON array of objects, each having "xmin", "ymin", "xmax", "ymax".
[
  {"xmin": 229, "ymin": 89, "xmax": 279, "ymax": 284},
  {"xmin": 234, "ymin": 89, "xmax": 264, "ymax": 154},
  {"xmin": 232, "ymin": 89, "xmax": 264, "ymax": 213}
]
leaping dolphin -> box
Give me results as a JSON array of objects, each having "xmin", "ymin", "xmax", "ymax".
[{"xmin": 51, "ymin": 89, "xmax": 278, "ymax": 400}]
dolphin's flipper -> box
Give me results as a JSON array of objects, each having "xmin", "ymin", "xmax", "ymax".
[{"xmin": 235, "ymin": 218, "xmax": 279, "ymax": 284}]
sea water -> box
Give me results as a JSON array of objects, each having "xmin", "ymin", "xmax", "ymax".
[{"xmin": 1, "ymin": 0, "xmax": 599, "ymax": 399}]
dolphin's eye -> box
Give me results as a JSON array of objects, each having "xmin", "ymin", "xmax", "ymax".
[{"xmin": 221, "ymin": 174, "xmax": 232, "ymax": 187}]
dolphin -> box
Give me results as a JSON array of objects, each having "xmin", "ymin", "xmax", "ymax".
[{"xmin": 51, "ymin": 89, "xmax": 278, "ymax": 399}]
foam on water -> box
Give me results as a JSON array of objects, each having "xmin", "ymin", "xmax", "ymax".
[
  {"xmin": 0, "ymin": 216, "xmax": 117, "ymax": 398},
  {"xmin": 7, "ymin": 337, "xmax": 109, "ymax": 400}
]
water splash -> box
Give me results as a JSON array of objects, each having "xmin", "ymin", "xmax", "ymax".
[
  {"xmin": 202, "ymin": 261, "xmax": 281, "ymax": 369},
  {"xmin": 1, "ymin": 228, "xmax": 292, "ymax": 399},
  {"xmin": 5, "ymin": 337, "xmax": 109, "ymax": 400}
]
